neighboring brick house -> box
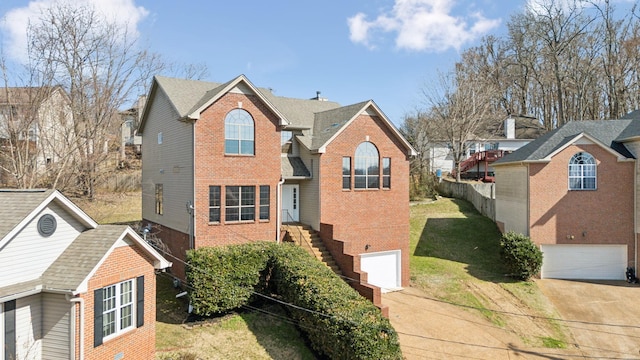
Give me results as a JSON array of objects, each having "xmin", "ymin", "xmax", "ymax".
[
  {"xmin": 494, "ymin": 114, "xmax": 640, "ymax": 280},
  {"xmin": 0, "ymin": 189, "xmax": 171, "ymax": 360},
  {"xmin": 138, "ymin": 75, "xmax": 416, "ymax": 299}
]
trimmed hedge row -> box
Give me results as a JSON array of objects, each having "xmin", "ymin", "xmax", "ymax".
[
  {"xmin": 186, "ymin": 242, "xmax": 272, "ymax": 315},
  {"xmin": 186, "ymin": 242, "xmax": 402, "ymax": 360}
]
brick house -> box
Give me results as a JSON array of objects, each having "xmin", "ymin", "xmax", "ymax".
[
  {"xmin": 0, "ymin": 189, "xmax": 171, "ymax": 360},
  {"xmin": 138, "ymin": 75, "xmax": 416, "ymax": 301},
  {"xmin": 493, "ymin": 114, "xmax": 640, "ymax": 280}
]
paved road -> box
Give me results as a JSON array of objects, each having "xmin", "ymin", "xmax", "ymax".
[{"xmin": 537, "ymin": 279, "xmax": 640, "ymax": 359}]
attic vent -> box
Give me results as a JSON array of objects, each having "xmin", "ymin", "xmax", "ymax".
[{"xmin": 37, "ymin": 214, "xmax": 57, "ymax": 237}]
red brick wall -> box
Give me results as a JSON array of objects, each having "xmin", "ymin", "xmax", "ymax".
[
  {"xmin": 319, "ymin": 114, "xmax": 411, "ymax": 287},
  {"xmin": 529, "ymin": 144, "xmax": 635, "ymax": 262},
  {"xmin": 80, "ymin": 245, "xmax": 158, "ymax": 360},
  {"xmin": 143, "ymin": 222, "xmax": 190, "ymax": 280},
  {"xmin": 193, "ymin": 92, "xmax": 281, "ymax": 247}
]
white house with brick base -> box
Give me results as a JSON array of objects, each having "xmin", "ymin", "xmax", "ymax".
[{"xmin": 0, "ymin": 189, "xmax": 170, "ymax": 360}]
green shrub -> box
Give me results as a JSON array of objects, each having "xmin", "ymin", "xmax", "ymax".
[
  {"xmin": 269, "ymin": 244, "xmax": 402, "ymax": 360},
  {"xmin": 186, "ymin": 242, "xmax": 402, "ymax": 359},
  {"xmin": 186, "ymin": 242, "xmax": 272, "ymax": 315},
  {"xmin": 500, "ymin": 232, "xmax": 543, "ymax": 280}
]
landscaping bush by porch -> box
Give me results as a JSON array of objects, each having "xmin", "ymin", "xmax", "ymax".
[{"xmin": 186, "ymin": 242, "xmax": 402, "ymax": 360}]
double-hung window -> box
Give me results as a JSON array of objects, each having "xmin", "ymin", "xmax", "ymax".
[
  {"xmin": 260, "ymin": 185, "xmax": 270, "ymax": 220},
  {"xmin": 225, "ymin": 186, "xmax": 255, "ymax": 222},
  {"xmin": 155, "ymin": 184, "xmax": 163, "ymax": 215},
  {"xmin": 94, "ymin": 277, "xmax": 144, "ymax": 346},
  {"xmin": 382, "ymin": 157, "xmax": 391, "ymax": 189},
  {"xmin": 342, "ymin": 157, "xmax": 351, "ymax": 189},
  {"xmin": 209, "ymin": 186, "xmax": 221, "ymax": 222}
]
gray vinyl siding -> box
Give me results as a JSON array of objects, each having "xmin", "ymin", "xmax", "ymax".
[
  {"xmin": 141, "ymin": 88, "xmax": 194, "ymax": 234},
  {"xmin": 16, "ymin": 294, "xmax": 42, "ymax": 359},
  {"xmin": 41, "ymin": 293, "xmax": 70, "ymax": 360},
  {"xmin": 0, "ymin": 203, "xmax": 84, "ymax": 288},
  {"xmin": 298, "ymin": 150, "xmax": 321, "ymax": 230},
  {"xmin": 495, "ymin": 165, "xmax": 529, "ymax": 235}
]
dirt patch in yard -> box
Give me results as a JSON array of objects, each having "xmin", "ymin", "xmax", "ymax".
[{"xmin": 384, "ymin": 285, "xmax": 583, "ymax": 359}]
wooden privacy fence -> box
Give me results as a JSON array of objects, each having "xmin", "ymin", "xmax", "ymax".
[
  {"xmin": 98, "ymin": 171, "xmax": 141, "ymax": 192},
  {"xmin": 437, "ymin": 179, "xmax": 495, "ymax": 221}
]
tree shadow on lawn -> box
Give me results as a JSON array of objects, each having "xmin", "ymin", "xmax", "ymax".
[{"xmin": 412, "ymin": 198, "xmax": 513, "ymax": 283}]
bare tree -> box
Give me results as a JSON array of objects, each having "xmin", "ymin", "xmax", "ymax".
[
  {"xmin": 422, "ymin": 69, "xmax": 499, "ymax": 182},
  {"xmin": 23, "ymin": 2, "xmax": 165, "ymax": 198}
]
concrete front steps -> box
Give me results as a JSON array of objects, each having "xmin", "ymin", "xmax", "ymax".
[{"xmin": 283, "ymin": 223, "xmax": 342, "ymax": 275}]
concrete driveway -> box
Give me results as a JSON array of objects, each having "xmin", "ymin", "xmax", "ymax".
[
  {"xmin": 537, "ymin": 279, "xmax": 640, "ymax": 359},
  {"xmin": 383, "ymin": 282, "xmax": 640, "ymax": 359}
]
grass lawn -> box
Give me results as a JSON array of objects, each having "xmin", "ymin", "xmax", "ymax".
[
  {"xmin": 409, "ymin": 197, "xmax": 568, "ymax": 347},
  {"xmin": 155, "ymin": 274, "xmax": 318, "ymax": 360}
]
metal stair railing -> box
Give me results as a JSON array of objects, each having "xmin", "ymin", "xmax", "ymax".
[{"xmin": 282, "ymin": 209, "xmax": 314, "ymax": 255}]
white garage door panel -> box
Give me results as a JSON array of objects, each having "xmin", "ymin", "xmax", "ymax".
[
  {"xmin": 360, "ymin": 251, "xmax": 401, "ymax": 293},
  {"xmin": 541, "ymin": 245, "xmax": 627, "ymax": 280}
]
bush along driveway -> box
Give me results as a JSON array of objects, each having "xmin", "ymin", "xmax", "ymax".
[{"xmin": 384, "ymin": 197, "xmax": 584, "ymax": 359}]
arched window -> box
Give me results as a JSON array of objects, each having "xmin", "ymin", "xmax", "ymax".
[
  {"xmin": 224, "ymin": 109, "xmax": 254, "ymax": 155},
  {"xmin": 569, "ymin": 152, "xmax": 596, "ymax": 190},
  {"xmin": 354, "ymin": 142, "xmax": 379, "ymax": 189}
]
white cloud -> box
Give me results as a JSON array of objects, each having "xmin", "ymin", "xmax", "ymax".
[
  {"xmin": 1, "ymin": 0, "xmax": 148, "ymax": 62},
  {"xmin": 347, "ymin": 0, "xmax": 501, "ymax": 52}
]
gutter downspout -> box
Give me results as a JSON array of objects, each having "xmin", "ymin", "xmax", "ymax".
[
  {"xmin": 68, "ymin": 295, "xmax": 84, "ymax": 360},
  {"xmin": 635, "ymin": 159, "xmax": 637, "ymax": 272},
  {"xmin": 276, "ymin": 177, "xmax": 285, "ymax": 243},
  {"xmin": 190, "ymin": 121, "xmax": 196, "ymax": 250}
]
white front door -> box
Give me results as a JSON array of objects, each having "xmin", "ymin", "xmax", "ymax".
[{"xmin": 282, "ymin": 184, "xmax": 299, "ymax": 222}]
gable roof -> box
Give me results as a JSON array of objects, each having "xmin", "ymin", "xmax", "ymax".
[
  {"xmin": 479, "ymin": 116, "xmax": 547, "ymax": 140},
  {"xmin": 494, "ymin": 119, "xmax": 637, "ymax": 166},
  {"xmin": 44, "ymin": 226, "xmax": 170, "ymax": 294},
  {"xmin": 0, "ymin": 189, "xmax": 97, "ymax": 249},
  {"xmin": 139, "ymin": 75, "xmax": 417, "ymax": 157},
  {"xmin": 0, "ymin": 189, "xmax": 170, "ymax": 300}
]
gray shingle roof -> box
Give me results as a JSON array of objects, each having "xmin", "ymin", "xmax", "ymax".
[
  {"xmin": 154, "ymin": 76, "xmax": 223, "ymax": 117},
  {"xmin": 42, "ymin": 225, "xmax": 129, "ymax": 291},
  {"xmin": 311, "ymin": 101, "xmax": 370, "ymax": 150},
  {"xmin": 0, "ymin": 189, "xmax": 55, "ymax": 240},
  {"xmin": 147, "ymin": 75, "xmax": 415, "ymax": 155},
  {"xmin": 495, "ymin": 119, "xmax": 637, "ymax": 165},
  {"xmin": 281, "ymin": 157, "xmax": 311, "ymax": 178}
]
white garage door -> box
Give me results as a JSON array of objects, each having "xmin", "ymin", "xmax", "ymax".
[
  {"xmin": 540, "ymin": 245, "xmax": 627, "ymax": 280},
  {"xmin": 360, "ymin": 250, "xmax": 401, "ymax": 293}
]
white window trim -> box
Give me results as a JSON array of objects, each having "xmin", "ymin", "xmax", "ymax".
[
  {"xmin": 102, "ymin": 279, "xmax": 136, "ymax": 342},
  {"xmin": 568, "ymin": 152, "xmax": 597, "ymax": 191}
]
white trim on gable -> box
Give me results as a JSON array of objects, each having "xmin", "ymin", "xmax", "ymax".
[
  {"xmin": 544, "ymin": 132, "xmax": 632, "ymax": 162},
  {"xmin": 0, "ymin": 190, "xmax": 97, "ymax": 251},
  {"xmin": 74, "ymin": 228, "xmax": 171, "ymax": 295},
  {"xmin": 316, "ymin": 101, "xmax": 417, "ymax": 157},
  {"xmin": 187, "ymin": 75, "xmax": 290, "ymax": 126}
]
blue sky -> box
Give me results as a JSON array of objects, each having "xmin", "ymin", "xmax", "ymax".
[{"xmin": 0, "ymin": 0, "xmax": 530, "ymax": 125}]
